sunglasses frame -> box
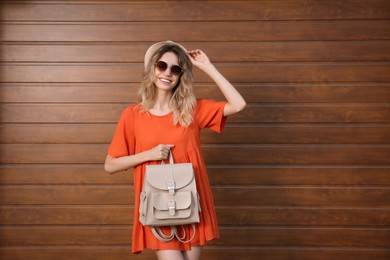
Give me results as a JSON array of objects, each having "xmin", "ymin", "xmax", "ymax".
[{"xmin": 155, "ymin": 61, "xmax": 183, "ymax": 76}]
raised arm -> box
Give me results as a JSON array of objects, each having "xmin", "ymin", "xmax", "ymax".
[{"xmin": 188, "ymin": 49, "xmax": 246, "ymax": 116}]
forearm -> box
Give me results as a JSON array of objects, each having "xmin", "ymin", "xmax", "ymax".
[
  {"xmin": 104, "ymin": 150, "xmax": 150, "ymax": 174},
  {"xmin": 104, "ymin": 144, "xmax": 174, "ymax": 174},
  {"xmin": 200, "ymin": 64, "xmax": 246, "ymax": 116}
]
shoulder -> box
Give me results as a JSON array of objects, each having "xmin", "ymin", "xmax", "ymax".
[
  {"xmin": 117, "ymin": 104, "xmax": 147, "ymax": 123},
  {"xmin": 121, "ymin": 103, "xmax": 144, "ymax": 116}
]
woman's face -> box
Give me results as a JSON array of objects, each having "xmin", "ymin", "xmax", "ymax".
[{"xmin": 153, "ymin": 51, "xmax": 181, "ymax": 92}]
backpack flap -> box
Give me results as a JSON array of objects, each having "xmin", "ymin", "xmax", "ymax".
[
  {"xmin": 152, "ymin": 192, "xmax": 192, "ymax": 220},
  {"xmin": 145, "ymin": 163, "xmax": 194, "ymax": 191}
]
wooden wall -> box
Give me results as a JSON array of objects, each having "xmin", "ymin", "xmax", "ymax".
[{"xmin": 1, "ymin": 0, "xmax": 390, "ymax": 259}]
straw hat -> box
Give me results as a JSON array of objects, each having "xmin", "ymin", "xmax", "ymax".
[{"xmin": 144, "ymin": 41, "xmax": 188, "ymax": 69}]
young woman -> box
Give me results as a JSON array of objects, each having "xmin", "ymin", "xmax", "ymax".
[{"xmin": 105, "ymin": 41, "xmax": 246, "ymax": 260}]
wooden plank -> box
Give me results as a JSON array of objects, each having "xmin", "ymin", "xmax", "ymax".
[
  {"xmin": 0, "ymin": 64, "xmax": 142, "ymax": 83},
  {"xmin": 207, "ymin": 166, "xmax": 390, "ymax": 186},
  {"xmin": 0, "ymin": 124, "xmax": 117, "ymax": 144},
  {"xmin": 1, "ymin": 104, "xmax": 389, "ymax": 123},
  {"xmin": 0, "ymin": 185, "xmax": 389, "ymax": 206},
  {"xmin": 0, "ymin": 185, "xmax": 133, "ymax": 205},
  {"xmin": 3, "ymin": 41, "xmax": 390, "ymax": 62},
  {"xmin": 1, "ymin": 144, "xmax": 390, "ymax": 165},
  {"xmin": 2, "ymin": 0, "xmax": 389, "ymax": 21},
  {"xmin": 0, "ymin": 246, "xmax": 147, "ymax": 260},
  {"xmin": 2, "ymin": 83, "xmax": 390, "ymax": 103},
  {"xmin": 213, "ymin": 227, "xmax": 390, "ymax": 247},
  {"xmin": 205, "ymin": 125, "xmax": 390, "ymax": 144},
  {"xmin": 0, "ymin": 104, "xmax": 128, "ymax": 124},
  {"xmin": 1, "ymin": 205, "xmax": 389, "ymax": 227},
  {"xmin": 0, "ymin": 164, "xmax": 131, "ymax": 185},
  {"xmin": 0, "ymin": 226, "xmax": 132, "ymax": 246},
  {"xmin": 2, "ymin": 63, "xmax": 389, "ymax": 83},
  {"xmin": 236, "ymin": 104, "xmax": 390, "ymax": 124},
  {"xmin": 202, "ymin": 145, "xmax": 390, "ymax": 165},
  {"xmin": 212, "ymin": 187, "xmax": 390, "ymax": 207},
  {"xmin": 0, "ymin": 205, "xmax": 133, "ymax": 225},
  {"xmin": 216, "ymin": 207, "xmax": 390, "ymax": 227},
  {"xmin": 1, "ymin": 123, "xmax": 390, "ymax": 144},
  {"xmin": 1, "ymin": 165, "xmax": 389, "ymax": 186},
  {"xmin": 0, "ymin": 226, "xmax": 389, "ymax": 247},
  {"xmin": 0, "ymin": 246, "xmax": 388, "ymax": 260},
  {"xmin": 0, "ymin": 84, "xmax": 140, "ymax": 103},
  {"xmin": 203, "ymin": 247, "xmax": 390, "ymax": 260},
  {"xmin": 2, "ymin": 21, "xmax": 389, "ymax": 42}
]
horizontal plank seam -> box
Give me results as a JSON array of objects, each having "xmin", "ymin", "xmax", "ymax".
[
  {"xmin": 0, "ymin": 245, "xmax": 389, "ymax": 251},
  {"xmin": 2, "ymin": 123, "xmax": 390, "ymax": 127},
  {"xmin": 1, "ymin": 184, "xmax": 390, "ymax": 189},
  {"xmin": 2, "ymin": 143, "xmax": 390, "ymax": 148},
  {"xmin": 2, "ymin": 163, "xmax": 390, "ymax": 168},
  {"xmin": 2, "ymin": 61, "xmax": 390, "ymax": 65},
  {"xmin": 0, "ymin": 225, "xmax": 389, "ymax": 231},
  {"xmin": 2, "ymin": 18, "xmax": 390, "ymax": 24},
  {"xmin": 2, "ymin": 82, "xmax": 390, "ymax": 86},
  {"xmin": 1, "ymin": 205, "xmax": 389, "ymax": 210},
  {"xmin": 203, "ymin": 245, "xmax": 390, "ymax": 251}
]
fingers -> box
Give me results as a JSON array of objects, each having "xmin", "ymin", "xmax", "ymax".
[
  {"xmin": 156, "ymin": 144, "xmax": 175, "ymax": 160},
  {"xmin": 187, "ymin": 49, "xmax": 203, "ymax": 59},
  {"xmin": 188, "ymin": 49, "xmax": 202, "ymax": 55}
]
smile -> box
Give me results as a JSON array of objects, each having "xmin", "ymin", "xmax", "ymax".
[{"xmin": 159, "ymin": 78, "xmax": 172, "ymax": 83}]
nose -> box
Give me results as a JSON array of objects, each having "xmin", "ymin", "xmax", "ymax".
[{"xmin": 163, "ymin": 67, "xmax": 172, "ymax": 76}]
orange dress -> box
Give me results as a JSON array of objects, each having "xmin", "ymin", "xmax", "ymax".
[{"xmin": 107, "ymin": 99, "xmax": 227, "ymax": 254}]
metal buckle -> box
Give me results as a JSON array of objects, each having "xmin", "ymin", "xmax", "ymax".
[
  {"xmin": 168, "ymin": 200, "xmax": 176, "ymax": 216},
  {"xmin": 167, "ymin": 180, "xmax": 176, "ymax": 195}
]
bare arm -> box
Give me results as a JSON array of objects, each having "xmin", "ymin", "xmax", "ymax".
[
  {"xmin": 104, "ymin": 144, "xmax": 174, "ymax": 174},
  {"xmin": 188, "ymin": 49, "xmax": 246, "ymax": 116}
]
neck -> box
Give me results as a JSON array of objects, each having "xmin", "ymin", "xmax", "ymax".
[
  {"xmin": 149, "ymin": 92, "xmax": 173, "ymax": 116},
  {"xmin": 153, "ymin": 91, "xmax": 172, "ymax": 109}
]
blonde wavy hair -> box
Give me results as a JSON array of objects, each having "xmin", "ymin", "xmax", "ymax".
[{"xmin": 138, "ymin": 42, "xmax": 196, "ymax": 127}]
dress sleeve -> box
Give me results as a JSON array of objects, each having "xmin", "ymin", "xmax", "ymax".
[
  {"xmin": 195, "ymin": 99, "xmax": 227, "ymax": 133},
  {"xmin": 107, "ymin": 106, "xmax": 135, "ymax": 158}
]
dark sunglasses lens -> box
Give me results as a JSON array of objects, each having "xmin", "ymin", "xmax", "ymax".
[
  {"xmin": 156, "ymin": 61, "xmax": 167, "ymax": 72},
  {"xmin": 155, "ymin": 61, "xmax": 182, "ymax": 76},
  {"xmin": 171, "ymin": 65, "xmax": 182, "ymax": 76}
]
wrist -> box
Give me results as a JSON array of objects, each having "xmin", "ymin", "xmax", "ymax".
[{"xmin": 198, "ymin": 63, "xmax": 216, "ymax": 73}]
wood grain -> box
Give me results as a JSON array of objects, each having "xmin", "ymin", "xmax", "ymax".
[
  {"xmin": 1, "ymin": 164, "xmax": 389, "ymax": 185},
  {"xmin": 2, "ymin": 41, "xmax": 389, "ymax": 62},
  {"xmin": 1, "ymin": 0, "xmax": 389, "ymax": 259},
  {"xmin": 2, "ymin": 83, "xmax": 390, "ymax": 103},
  {"xmin": 2, "ymin": 104, "xmax": 390, "ymax": 123},
  {"xmin": 0, "ymin": 246, "xmax": 388, "ymax": 260},
  {"xmin": 0, "ymin": 185, "xmax": 389, "ymax": 207},
  {"xmin": 2, "ymin": 0, "xmax": 389, "ymax": 21},
  {"xmin": 2, "ymin": 123, "xmax": 390, "ymax": 144},
  {"xmin": 1, "ymin": 144, "xmax": 390, "ymax": 164},
  {"xmin": 2, "ymin": 21, "xmax": 389, "ymax": 42},
  {"xmin": 0, "ymin": 226, "xmax": 389, "ymax": 247},
  {"xmin": 1, "ymin": 205, "xmax": 389, "ymax": 226},
  {"xmin": 2, "ymin": 63, "xmax": 390, "ymax": 83}
]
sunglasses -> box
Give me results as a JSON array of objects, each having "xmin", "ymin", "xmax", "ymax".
[{"xmin": 155, "ymin": 61, "xmax": 183, "ymax": 76}]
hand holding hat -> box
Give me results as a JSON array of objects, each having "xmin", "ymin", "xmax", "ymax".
[{"xmin": 187, "ymin": 49, "xmax": 212, "ymax": 70}]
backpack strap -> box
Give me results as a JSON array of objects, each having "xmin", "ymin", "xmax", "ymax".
[
  {"xmin": 151, "ymin": 225, "xmax": 196, "ymax": 243},
  {"xmin": 175, "ymin": 224, "xmax": 196, "ymax": 243},
  {"xmin": 151, "ymin": 226, "xmax": 176, "ymax": 242}
]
